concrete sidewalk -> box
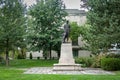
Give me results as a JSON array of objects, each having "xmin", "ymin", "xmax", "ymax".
[{"xmin": 24, "ymin": 67, "xmax": 115, "ymax": 75}]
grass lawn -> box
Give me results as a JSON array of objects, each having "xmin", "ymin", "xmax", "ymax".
[
  {"xmin": 0, "ymin": 59, "xmax": 58, "ymax": 68},
  {"xmin": 0, "ymin": 59, "xmax": 120, "ymax": 80},
  {"xmin": 10, "ymin": 59, "xmax": 58, "ymax": 68}
]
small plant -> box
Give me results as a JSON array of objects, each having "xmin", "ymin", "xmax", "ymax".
[
  {"xmin": 91, "ymin": 54, "xmax": 106, "ymax": 68},
  {"xmin": 101, "ymin": 58, "xmax": 120, "ymax": 71},
  {"xmin": 105, "ymin": 53, "xmax": 120, "ymax": 58},
  {"xmin": 75, "ymin": 57, "xmax": 94, "ymax": 67},
  {"xmin": 37, "ymin": 57, "xmax": 40, "ymax": 60},
  {"xmin": 29, "ymin": 53, "xmax": 33, "ymax": 59}
]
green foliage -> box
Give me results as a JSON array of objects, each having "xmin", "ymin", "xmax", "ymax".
[
  {"xmin": 101, "ymin": 58, "xmax": 120, "ymax": 71},
  {"xmin": 0, "ymin": 0, "xmax": 26, "ymax": 65},
  {"xmin": 0, "ymin": 56, "xmax": 5, "ymax": 64},
  {"xmin": 0, "ymin": 0, "xmax": 26, "ymax": 49},
  {"xmin": 88, "ymin": 53, "xmax": 120, "ymax": 68},
  {"xmin": 91, "ymin": 54, "xmax": 106, "ymax": 68},
  {"xmin": 70, "ymin": 22, "xmax": 81, "ymax": 44},
  {"xmin": 17, "ymin": 54, "xmax": 25, "ymax": 59},
  {"xmin": 27, "ymin": 0, "xmax": 67, "ymax": 56},
  {"xmin": 105, "ymin": 53, "xmax": 120, "ymax": 58},
  {"xmin": 17, "ymin": 49, "xmax": 26, "ymax": 59},
  {"xmin": 79, "ymin": 24, "xmax": 97, "ymax": 52},
  {"xmin": 83, "ymin": 0, "xmax": 120, "ymax": 54},
  {"xmin": 75, "ymin": 57, "xmax": 94, "ymax": 67}
]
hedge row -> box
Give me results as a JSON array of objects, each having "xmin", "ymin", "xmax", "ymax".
[
  {"xmin": 75, "ymin": 57, "xmax": 94, "ymax": 67},
  {"xmin": 101, "ymin": 58, "xmax": 120, "ymax": 71}
]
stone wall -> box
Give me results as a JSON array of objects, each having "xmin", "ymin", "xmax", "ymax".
[
  {"xmin": 26, "ymin": 50, "xmax": 58, "ymax": 59},
  {"xmin": 78, "ymin": 50, "xmax": 91, "ymax": 57}
]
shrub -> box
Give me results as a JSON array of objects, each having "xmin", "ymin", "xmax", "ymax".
[
  {"xmin": 29, "ymin": 53, "xmax": 33, "ymax": 59},
  {"xmin": 91, "ymin": 54, "xmax": 106, "ymax": 68},
  {"xmin": 75, "ymin": 57, "xmax": 94, "ymax": 67},
  {"xmin": 0, "ymin": 56, "xmax": 5, "ymax": 64},
  {"xmin": 17, "ymin": 54, "xmax": 25, "ymax": 59},
  {"xmin": 0, "ymin": 56, "xmax": 3, "ymax": 62},
  {"xmin": 37, "ymin": 57, "xmax": 40, "ymax": 60},
  {"xmin": 101, "ymin": 58, "xmax": 120, "ymax": 71},
  {"xmin": 105, "ymin": 53, "xmax": 120, "ymax": 58}
]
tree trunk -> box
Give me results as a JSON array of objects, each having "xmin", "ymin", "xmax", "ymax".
[
  {"xmin": 43, "ymin": 50, "xmax": 47, "ymax": 60},
  {"xmin": 6, "ymin": 51, "xmax": 9, "ymax": 66},
  {"xmin": 49, "ymin": 44, "xmax": 52, "ymax": 59},
  {"xmin": 21, "ymin": 49, "xmax": 24, "ymax": 59},
  {"xmin": 6, "ymin": 39, "xmax": 9, "ymax": 66}
]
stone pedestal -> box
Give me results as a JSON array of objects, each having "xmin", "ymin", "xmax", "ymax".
[{"xmin": 53, "ymin": 43, "xmax": 81, "ymax": 71}]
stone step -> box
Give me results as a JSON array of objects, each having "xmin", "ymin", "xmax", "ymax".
[{"xmin": 53, "ymin": 64, "xmax": 81, "ymax": 71}]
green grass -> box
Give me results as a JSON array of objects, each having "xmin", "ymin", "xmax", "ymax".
[
  {"xmin": 0, "ymin": 59, "xmax": 58, "ymax": 68},
  {"xmin": 0, "ymin": 59, "xmax": 120, "ymax": 80},
  {"xmin": 0, "ymin": 68, "xmax": 120, "ymax": 80}
]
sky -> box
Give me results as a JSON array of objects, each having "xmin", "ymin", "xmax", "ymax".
[{"xmin": 23, "ymin": 0, "xmax": 81, "ymax": 10}]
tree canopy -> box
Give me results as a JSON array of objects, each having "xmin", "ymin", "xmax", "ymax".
[
  {"xmin": 27, "ymin": 0, "xmax": 67, "ymax": 58},
  {"xmin": 70, "ymin": 22, "xmax": 81, "ymax": 45},
  {"xmin": 81, "ymin": 0, "xmax": 120, "ymax": 54},
  {"xmin": 0, "ymin": 0, "xmax": 26, "ymax": 66}
]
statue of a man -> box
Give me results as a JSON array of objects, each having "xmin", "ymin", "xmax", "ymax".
[{"xmin": 63, "ymin": 20, "xmax": 70, "ymax": 43}]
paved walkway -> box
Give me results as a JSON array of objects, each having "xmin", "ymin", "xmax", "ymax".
[{"xmin": 24, "ymin": 67, "xmax": 115, "ymax": 75}]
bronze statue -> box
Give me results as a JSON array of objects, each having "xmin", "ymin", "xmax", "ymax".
[{"xmin": 63, "ymin": 20, "xmax": 70, "ymax": 43}]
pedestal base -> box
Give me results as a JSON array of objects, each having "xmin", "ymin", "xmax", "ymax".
[
  {"xmin": 53, "ymin": 64, "xmax": 81, "ymax": 71},
  {"xmin": 53, "ymin": 43, "xmax": 81, "ymax": 71}
]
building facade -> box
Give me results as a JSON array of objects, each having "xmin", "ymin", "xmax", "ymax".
[
  {"xmin": 65, "ymin": 9, "xmax": 91, "ymax": 58},
  {"xmin": 65, "ymin": 9, "xmax": 86, "ymax": 25}
]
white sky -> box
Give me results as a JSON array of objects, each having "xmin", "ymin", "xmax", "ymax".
[{"xmin": 23, "ymin": 0, "xmax": 80, "ymax": 9}]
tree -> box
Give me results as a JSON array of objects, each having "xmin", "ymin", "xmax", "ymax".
[
  {"xmin": 82, "ymin": 0, "xmax": 120, "ymax": 54},
  {"xmin": 79, "ymin": 24, "xmax": 99, "ymax": 54},
  {"xmin": 70, "ymin": 22, "xmax": 81, "ymax": 45},
  {"xmin": 27, "ymin": 0, "xmax": 67, "ymax": 59},
  {"xmin": 0, "ymin": 0, "xmax": 26, "ymax": 66}
]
